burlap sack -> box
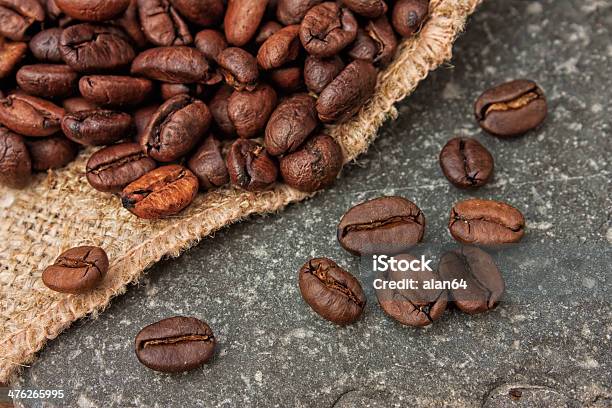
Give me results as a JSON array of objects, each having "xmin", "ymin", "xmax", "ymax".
[{"xmin": 0, "ymin": 0, "xmax": 481, "ymax": 383}]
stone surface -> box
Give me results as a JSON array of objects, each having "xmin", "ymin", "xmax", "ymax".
[{"xmin": 13, "ymin": 0, "xmax": 612, "ymax": 406}]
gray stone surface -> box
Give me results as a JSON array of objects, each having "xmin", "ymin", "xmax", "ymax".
[{"xmin": 13, "ymin": 0, "xmax": 612, "ymax": 406}]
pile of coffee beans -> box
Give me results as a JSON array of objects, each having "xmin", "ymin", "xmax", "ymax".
[{"xmin": 0, "ymin": 0, "xmax": 432, "ymax": 220}]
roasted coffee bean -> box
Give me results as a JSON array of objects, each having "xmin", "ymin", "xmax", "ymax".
[
  {"xmin": 60, "ymin": 24, "xmax": 136, "ymax": 73},
  {"xmin": 135, "ymin": 316, "xmax": 216, "ymax": 373},
  {"xmin": 113, "ymin": 0, "xmax": 148, "ymax": 49},
  {"xmin": 303, "ymin": 55, "xmax": 344, "ymax": 94},
  {"xmin": 269, "ymin": 66, "xmax": 304, "ymax": 92},
  {"xmin": 257, "ymin": 25, "xmax": 301, "ymax": 70},
  {"xmin": 0, "ymin": 0, "xmax": 45, "ymax": 41},
  {"xmin": 449, "ymin": 198, "xmax": 525, "ymax": 245},
  {"xmin": 439, "ymin": 137, "xmax": 494, "ymax": 189},
  {"xmin": 159, "ymin": 83, "xmax": 206, "ymax": 100},
  {"xmin": 138, "ymin": 0, "xmax": 192, "ymax": 46},
  {"xmin": 44, "ymin": 0, "xmax": 73, "ymax": 26},
  {"xmin": 0, "ymin": 93, "xmax": 65, "ymax": 137},
  {"xmin": 438, "ymin": 246, "xmax": 504, "ymax": 314},
  {"xmin": 341, "ymin": 0, "xmax": 387, "ymax": 18},
  {"xmin": 25, "ymin": 136, "xmax": 77, "ymax": 171},
  {"xmin": 317, "ymin": 60, "xmax": 377, "ymax": 123},
  {"xmin": 29, "ymin": 28, "xmax": 63, "ymax": 63},
  {"xmin": 299, "ymin": 3, "xmax": 357, "ymax": 57},
  {"xmin": 133, "ymin": 104, "xmax": 158, "ymax": 138},
  {"xmin": 187, "ymin": 135, "xmax": 229, "ymax": 190},
  {"xmin": 474, "ymin": 79, "xmax": 547, "ymax": 137},
  {"xmin": 42, "ymin": 246, "xmax": 109, "ymax": 294},
  {"xmin": 86, "ymin": 142, "xmax": 157, "ymax": 192},
  {"xmin": 366, "ymin": 16, "xmax": 398, "ymax": 65},
  {"xmin": 0, "ymin": 127, "xmax": 31, "ymax": 188},
  {"xmin": 280, "ymin": 133, "xmax": 342, "ymax": 193},
  {"xmin": 224, "ymin": 0, "xmax": 268, "ymax": 47},
  {"xmin": 61, "ymin": 109, "xmax": 132, "ymax": 146},
  {"xmin": 299, "ymin": 257, "xmax": 366, "ymax": 325},
  {"xmin": 227, "ymin": 84, "xmax": 277, "ymax": 139},
  {"xmin": 337, "ymin": 196, "xmax": 425, "ymax": 255},
  {"xmin": 55, "ymin": 0, "xmax": 130, "ymax": 21},
  {"xmin": 347, "ymin": 29, "xmax": 378, "ymax": 63},
  {"xmin": 16, "ymin": 64, "xmax": 78, "ymax": 99},
  {"xmin": 62, "ymin": 97, "xmax": 98, "ymax": 112},
  {"xmin": 120, "ymin": 164, "xmax": 199, "ymax": 219},
  {"xmin": 79, "ymin": 75, "xmax": 154, "ymax": 107},
  {"xmin": 0, "ymin": 39, "xmax": 27, "ymax": 78},
  {"xmin": 375, "ymin": 254, "xmax": 447, "ymax": 327},
  {"xmin": 169, "ymin": 0, "xmax": 224, "ymax": 27},
  {"xmin": 255, "ymin": 21, "xmax": 282, "ymax": 45},
  {"xmin": 217, "ymin": 47, "xmax": 259, "ymax": 92},
  {"xmin": 194, "ymin": 29, "xmax": 227, "ymax": 61},
  {"xmin": 226, "ymin": 139, "xmax": 278, "ymax": 191},
  {"xmin": 131, "ymin": 46, "xmax": 212, "ymax": 84},
  {"xmin": 392, "ymin": 0, "xmax": 429, "ymax": 37},
  {"xmin": 265, "ymin": 93, "xmax": 317, "ymax": 156},
  {"xmin": 209, "ymin": 85, "xmax": 236, "ymax": 137},
  {"xmin": 277, "ymin": 0, "xmax": 322, "ymax": 25},
  {"xmin": 141, "ymin": 95, "xmax": 211, "ymax": 162}
]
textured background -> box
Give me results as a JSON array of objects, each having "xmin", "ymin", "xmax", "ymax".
[{"xmin": 11, "ymin": 0, "xmax": 612, "ymax": 406}]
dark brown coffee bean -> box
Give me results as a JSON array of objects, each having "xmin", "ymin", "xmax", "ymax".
[
  {"xmin": 337, "ymin": 196, "xmax": 425, "ymax": 256},
  {"xmin": 209, "ymin": 85, "xmax": 236, "ymax": 137},
  {"xmin": 224, "ymin": 0, "xmax": 268, "ymax": 47},
  {"xmin": 227, "ymin": 84, "xmax": 277, "ymax": 139},
  {"xmin": 60, "ymin": 24, "xmax": 136, "ymax": 73},
  {"xmin": 0, "ymin": 0, "xmax": 44, "ymax": 41},
  {"xmin": 217, "ymin": 47, "xmax": 259, "ymax": 92},
  {"xmin": 280, "ymin": 133, "xmax": 342, "ymax": 193},
  {"xmin": 265, "ymin": 93, "xmax": 317, "ymax": 156},
  {"xmin": 317, "ymin": 60, "xmax": 377, "ymax": 123},
  {"xmin": 44, "ymin": 0, "xmax": 74, "ymax": 26},
  {"xmin": 120, "ymin": 164, "xmax": 199, "ymax": 219},
  {"xmin": 438, "ymin": 246, "xmax": 504, "ymax": 314},
  {"xmin": 0, "ymin": 93, "xmax": 65, "ymax": 137},
  {"xmin": 138, "ymin": 0, "xmax": 192, "ymax": 46},
  {"xmin": 299, "ymin": 257, "xmax": 366, "ymax": 325},
  {"xmin": 366, "ymin": 15, "xmax": 398, "ymax": 66},
  {"xmin": 391, "ymin": 0, "xmax": 429, "ymax": 38},
  {"xmin": 131, "ymin": 46, "xmax": 212, "ymax": 84},
  {"xmin": 255, "ymin": 21, "xmax": 282, "ymax": 45},
  {"xmin": 133, "ymin": 104, "xmax": 158, "ymax": 140},
  {"xmin": 347, "ymin": 29, "xmax": 379, "ymax": 63},
  {"xmin": 25, "ymin": 136, "xmax": 77, "ymax": 171},
  {"xmin": 341, "ymin": 0, "xmax": 387, "ymax": 18},
  {"xmin": 29, "ymin": 28, "xmax": 64, "ymax": 63},
  {"xmin": 135, "ymin": 316, "xmax": 216, "ymax": 373},
  {"xmin": 276, "ymin": 0, "xmax": 322, "ymax": 25},
  {"xmin": 79, "ymin": 75, "xmax": 154, "ymax": 107},
  {"xmin": 62, "ymin": 109, "xmax": 132, "ymax": 146},
  {"xmin": 55, "ymin": 0, "xmax": 130, "ymax": 21},
  {"xmin": 449, "ymin": 198, "xmax": 525, "ymax": 245},
  {"xmin": 187, "ymin": 135, "xmax": 228, "ymax": 190},
  {"xmin": 299, "ymin": 3, "xmax": 357, "ymax": 57},
  {"xmin": 169, "ymin": 0, "xmax": 224, "ymax": 27},
  {"xmin": 226, "ymin": 139, "xmax": 278, "ymax": 191},
  {"xmin": 141, "ymin": 95, "xmax": 211, "ymax": 162},
  {"xmin": 0, "ymin": 39, "xmax": 27, "ymax": 78},
  {"xmin": 303, "ymin": 55, "xmax": 344, "ymax": 94},
  {"xmin": 42, "ymin": 246, "xmax": 109, "ymax": 294},
  {"xmin": 62, "ymin": 97, "xmax": 98, "ymax": 113},
  {"xmin": 159, "ymin": 83, "xmax": 206, "ymax": 100},
  {"xmin": 113, "ymin": 0, "xmax": 148, "ymax": 49},
  {"xmin": 439, "ymin": 137, "xmax": 494, "ymax": 189},
  {"xmin": 16, "ymin": 64, "xmax": 78, "ymax": 99},
  {"xmin": 269, "ymin": 66, "xmax": 304, "ymax": 92},
  {"xmin": 257, "ymin": 25, "xmax": 301, "ymax": 70},
  {"xmin": 0, "ymin": 127, "xmax": 31, "ymax": 188},
  {"xmin": 86, "ymin": 142, "xmax": 157, "ymax": 192},
  {"xmin": 474, "ymin": 79, "xmax": 548, "ymax": 137},
  {"xmin": 194, "ymin": 29, "xmax": 227, "ymax": 61}
]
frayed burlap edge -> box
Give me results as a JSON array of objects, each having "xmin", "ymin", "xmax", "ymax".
[{"xmin": 0, "ymin": 0, "xmax": 482, "ymax": 384}]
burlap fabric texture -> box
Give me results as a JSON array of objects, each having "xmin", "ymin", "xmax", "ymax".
[{"xmin": 0, "ymin": 0, "xmax": 482, "ymax": 383}]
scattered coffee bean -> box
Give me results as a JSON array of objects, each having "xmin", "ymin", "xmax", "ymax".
[
  {"xmin": 138, "ymin": 0, "xmax": 192, "ymax": 46},
  {"xmin": 25, "ymin": 136, "xmax": 77, "ymax": 171},
  {"xmin": 159, "ymin": 83, "xmax": 206, "ymax": 101},
  {"xmin": 194, "ymin": 29, "xmax": 227, "ymax": 61},
  {"xmin": 29, "ymin": 28, "xmax": 64, "ymax": 62},
  {"xmin": 133, "ymin": 104, "xmax": 159, "ymax": 138},
  {"xmin": 79, "ymin": 75, "xmax": 153, "ymax": 107},
  {"xmin": 0, "ymin": 0, "xmax": 45, "ymax": 41},
  {"xmin": 348, "ymin": 29, "xmax": 379, "ymax": 63},
  {"xmin": 257, "ymin": 25, "xmax": 301, "ymax": 70},
  {"xmin": 392, "ymin": 0, "xmax": 429, "ymax": 37},
  {"xmin": 42, "ymin": 246, "xmax": 109, "ymax": 294},
  {"xmin": 277, "ymin": 0, "xmax": 322, "ymax": 25},
  {"xmin": 209, "ymin": 85, "xmax": 237, "ymax": 137},
  {"xmin": 0, "ymin": 127, "xmax": 31, "ymax": 188},
  {"xmin": 0, "ymin": 39, "xmax": 28, "ymax": 78},
  {"xmin": 255, "ymin": 21, "xmax": 283, "ymax": 45},
  {"xmin": 131, "ymin": 46, "xmax": 212, "ymax": 84},
  {"xmin": 114, "ymin": 0, "xmax": 148, "ymax": 48},
  {"xmin": 366, "ymin": 16, "xmax": 398, "ymax": 65},
  {"xmin": 62, "ymin": 97, "xmax": 98, "ymax": 113},
  {"xmin": 227, "ymin": 84, "xmax": 277, "ymax": 139},
  {"xmin": 224, "ymin": 0, "xmax": 268, "ymax": 46},
  {"xmin": 170, "ymin": 0, "xmax": 224, "ymax": 27},
  {"xmin": 341, "ymin": 0, "xmax": 387, "ymax": 18},
  {"xmin": 217, "ymin": 47, "xmax": 259, "ymax": 91},
  {"xmin": 226, "ymin": 139, "xmax": 278, "ymax": 191},
  {"xmin": 265, "ymin": 93, "xmax": 318, "ymax": 156},
  {"xmin": 61, "ymin": 109, "xmax": 132, "ymax": 146},
  {"xmin": 0, "ymin": 93, "xmax": 65, "ymax": 137},
  {"xmin": 304, "ymin": 55, "xmax": 344, "ymax": 94},
  {"xmin": 55, "ymin": 0, "xmax": 130, "ymax": 22},
  {"xmin": 299, "ymin": 2, "xmax": 358, "ymax": 57},
  {"xmin": 16, "ymin": 64, "xmax": 78, "ymax": 99},
  {"xmin": 439, "ymin": 137, "xmax": 494, "ymax": 189},
  {"xmin": 269, "ymin": 66, "xmax": 304, "ymax": 92},
  {"xmin": 187, "ymin": 135, "xmax": 229, "ymax": 190}
]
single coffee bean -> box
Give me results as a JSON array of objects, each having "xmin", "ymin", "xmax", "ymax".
[
  {"xmin": 138, "ymin": 0, "xmax": 192, "ymax": 46},
  {"xmin": 0, "ymin": 127, "xmax": 31, "ymax": 188},
  {"xmin": 131, "ymin": 46, "xmax": 212, "ymax": 84},
  {"xmin": 299, "ymin": 3, "xmax": 358, "ymax": 58},
  {"xmin": 299, "ymin": 257, "xmax": 366, "ymax": 325},
  {"xmin": 79, "ymin": 75, "xmax": 154, "ymax": 107},
  {"xmin": 269, "ymin": 66, "xmax": 304, "ymax": 92},
  {"xmin": 265, "ymin": 93, "xmax": 318, "ymax": 156},
  {"xmin": 134, "ymin": 316, "xmax": 216, "ymax": 373},
  {"xmin": 276, "ymin": 0, "xmax": 322, "ymax": 25},
  {"xmin": 160, "ymin": 83, "xmax": 206, "ymax": 101},
  {"xmin": 337, "ymin": 196, "xmax": 425, "ymax": 256},
  {"xmin": 391, "ymin": 0, "xmax": 429, "ymax": 38},
  {"xmin": 16, "ymin": 64, "xmax": 78, "ymax": 99},
  {"xmin": 439, "ymin": 137, "xmax": 494, "ymax": 189},
  {"xmin": 375, "ymin": 254, "xmax": 447, "ymax": 327},
  {"xmin": 61, "ymin": 109, "xmax": 132, "ymax": 146},
  {"xmin": 226, "ymin": 139, "xmax": 278, "ymax": 191},
  {"xmin": 304, "ymin": 55, "xmax": 344, "ymax": 94},
  {"xmin": 348, "ymin": 29, "xmax": 379, "ymax": 63},
  {"xmin": 474, "ymin": 79, "xmax": 547, "ymax": 137},
  {"xmin": 29, "ymin": 28, "xmax": 63, "ymax": 63},
  {"xmin": 0, "ymin": 39, "xmax": 27, "ymax": 78},
  {"xmin": 62, "ymin": 97, "xmax": 98, "ymax": 113},
  {"xmin": 25, "ymin": 136, "xmax": 77, "ymax": 171},
  {"xmin": 187, "ymin": 135, "xmax": 229, "ymax": 190},
  {"xmin": 224, "ymin": 0, "xmax": 268, "ymax": 47},
  {"xmin": 257, "ymin": 25, "xmax": 301, "ymax": 70},
  {"xmin": 42, "ymin": 246, "xmax": 109, "ymax": 294},
  {"xmin": 120, "ymin": 164, "xmax": 199, "ymax": 219},
  {"xmin": 141, "ymin": 95, "xmax": 211, "ymax": 162},
  {"xmin": 113, "ymin": 0, "xmax": 148, "ymax": 49},
  {"xmin": 341, "ymin": 0, "xmax": 387, "ymax": 18},
  {"xmin": 55, "ymin": 0, "xmax": 130, "ymax": 21},
  {"xmin": 438, "ymin": 246, "xmax": 504, "ymax": 314},
  {"xmin": 255, "ymin": 21, "xmax": 282, "ymax": 45},
  {"xmin": 217, "ymin": 47, "xmax": 259, "ymax": 92},
  {"xmin": 0, "ymin": 0, "xmax": 45, "ymax": 41},
  {"xmin": 194, "ymin": 29, "xmax": 227, "ymax": 61},
  {"xmin": 169, "ymin": 0, "xmax": 224, "ymax": 26},
  {"xmin": 280, "ymin": 133, "xmax": 343, "ymax": 193},
  {"xmin": 366, "ymin": 16, "xmax": 398, "ymax": 66},
  {"xmin": 227, "ymin": 84, "xmax": 277, "ymax": 139},
  {"xmin": 316, "ymin": 60, "xmax": 377, "ymax": 123},
  {"xmin": 449, "ymin": 198, "xmax": 525, "ymax": 245},
  {"xmin": 209, "ymin": 85, "xmax": 236, "ymax": 137},
  {"xmin": 60, "ymin": 24, "xmax": 136, "ymax": 73},
  {"xmin": 0, "ymin": 93, "xmax": 65, "ymax": 137}
]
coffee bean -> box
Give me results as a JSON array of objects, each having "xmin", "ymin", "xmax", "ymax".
[
  {"xmin": 134, "ymin": 316, "xmax": 216, "ymax": 373},
  {"xmin": 337, "ymin": 196, "xmax": 425, "ymax": 256},
  {"xmin": 391, "ymin": 0, "xmax": 429, "ymax": 38},
  {"xmin": 194, "ymin": 29, "xmax": 227, "ymax": 61},
  {"xmin": 114, "ymin": 0, "xmax": 148, "ymax": 49},
  {"xmin": 439, "ymin": 137, "xmax": 494, "ymax": 189},
  {"xmin": 299, "ymin": 3, "xmax": 357, "ymax": 57},
  {"xmin": 55, "ymin": 0, "xmax": 130, "ymax": 21},
  {"xmin": 42, "ymin": 246, "xmax": 109, "ymax": 294},
  {"xmin": 304, "ymin": 55, "xmax": 344, "ymax": 94},
  {"xmin": 226, "ymin": 139, "xmax": 278, "ymax": 191},
  {"xmin": 169, "ymin": 0, "xmax": 224, "ymax": 27},
  {"xmin": 16, "ymin": 64, "xmax": 78, "ymax": 99},
  {"xmin": 269, "ymin": 66, "xmax": 303, "ymax": 92},
  {"xmin": 138, "ymin": 0, "xmax": 192, "ymax": 46},
  {"xmin": 257, "ymin": 25, "xmax": 301, "ymax": 70},
  {"xmin": 79, "ymin": 75, "xmax": 154, "ymax": 107},
  {"xmin": 227, "ymin": 84, "xmax": 277, "ymax": 139},
  {"xmin": 224, "ymin": 0, "xmax": 268, "ymax": 47},
  {"xmin": 141, "ymin": 95, "xmax": 211, "ymax": 162},
  {"xmin": 0, "ymin": 127, "xmax": 31, "ymax": 188},
  {"xmin": 217, "ymin": 47, "xmax": 259, "ymax": 91},
  {"xmin": 29, "ymin": 28, "xmax": 63, "ymax": 63},
  {"xmin": 0, "ymin": 0, "xmax": 45, "ymax": 41},
  {"xmin": 341, "ymin": 0, "xmax": 387, "ymax": 18},
  {"xmin": 366, "ymin": 15, "xmax": 398, "ymax": 66},
  {"xmin": 25, "ymin": 136, "xmax": 77, "ymax": 171},
  {"xmin": 131, "ymin": 46, "xmax": 212, "ymax": 84},
  {"xmin": 134, "ymin": 104, "xmax": 159, "ymax": 139},
  {"xmin": 0, "ymin": 39, "xmax": 27, "ymax": 78},
  {"xmin": 348, "ymin": 29, "xmax": 379, "ymax": 63},
  {"xmin": 474, "ymin": 79, "xmax": 547, "ymax": 137},
  {"xmin": 299, "ymin": 257, "xmax": 366, "ymax": 325},
  {"xmin": 277, "ymin": 0, "xmax": 322, "ymax": 25},
  {"xmin": 45, "ymin": 0, "xmax": 73, "ymax": 26},
  {"xmin": 0, "ymin": 93, "xmax": 65, "ymax": 137},
  {"xmin": 86, "ymin": 142, "xmax": 157, "ymax": 192},
  {"xmin": 121, "ymin": 164, "xmax": 199, "ymax": 219},
  {"xmin": 61, "ymin": 109, "xmax": 132, "ymax": 146},
  {"xmin": 62, "ymin": 97, "xmax": 98, "ymax": 113},
  {"xmin": 255, "ymin": 21, "xmax": 282, "ymax": 45},
  {"xmin": 209, "ymin": 85, "xmax": 236, "ymax": 137},
  {"xmin": 438, "ymin": 246, "xmax": 504, "ymax": 314},
  {"xmin": 449, "ymin": 198, "xmax": 525, "ymax": 245},
  {"xmin": 265, "ymin": 93, "xmax": 318, "ymax": 156},
  {"xmin": 159, "ymin": 83, "xmax": 206, "ymax": 101},
  {"xmin": 187, "ymin": 135, "xmax": 229, "ymax": 190}
]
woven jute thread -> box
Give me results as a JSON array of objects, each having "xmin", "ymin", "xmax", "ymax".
[{"xmin": 0, "ymin": 0, "xmax": 481, "ymax": 383}]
